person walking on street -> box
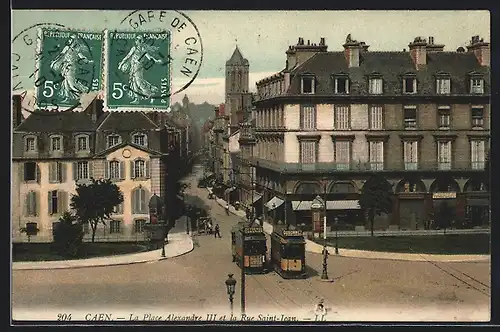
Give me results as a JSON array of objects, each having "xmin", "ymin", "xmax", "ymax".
[
  {"xmin": 214, "ymin": 224, "xmax": 221, "ymax": 238},
  {"xmin": 225, "ymin": 204, "xmax": 230, "ymax": 215}
]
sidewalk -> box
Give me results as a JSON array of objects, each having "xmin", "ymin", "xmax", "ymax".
[
  {"xmin": 12, "ymin": 232, "xmax": 194, "ymax": 271},
  {"xmin": 209, "ymin": 191, "xmax": 490, "ymax": 263}
]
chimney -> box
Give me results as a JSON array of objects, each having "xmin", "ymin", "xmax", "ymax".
[
  {"xmin": 12, "ymin": 94, "xmax": 23, "ymax": 129},
  {"xmin": 408, "ymin": 37, "xmax": 427, "ymax": 69},
  {"xmin": 467, "ymin": 35, "xmax": 490, "ymax": 66},
  {"xmin": 359, "ymin": 41, "xmax": 370, "ymax": 52},
  {"xmin": 286, "ymin": 37, "xmax": 328, "ymax": 70},
  {"xmin": 343, "ymin": 34, "xmax": 362, "ymax": 68},
  {"xmin": 426, "ymin": 36, "xmax": 445, "ymax": 52}
]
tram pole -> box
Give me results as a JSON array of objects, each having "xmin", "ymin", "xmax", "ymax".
[{"xmin": 321, "ymin": 179, "xmax": 329, "ymax": 280}]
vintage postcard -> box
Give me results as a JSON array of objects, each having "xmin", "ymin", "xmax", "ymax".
[{"xmin": 11, "ymin": 10, "xmax": 491, "ymax": 324}]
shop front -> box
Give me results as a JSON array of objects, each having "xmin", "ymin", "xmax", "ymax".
[
  {"xmin": 395, "ymin": 178, "xmax": 427, "ymax": 230},
  {"xmin": 464, "ymin": 178, "xmax": 490, "ymax": 227},
  {"xmin": 429, "ymin": 177, "xmax": 460, "ymax": 229}
]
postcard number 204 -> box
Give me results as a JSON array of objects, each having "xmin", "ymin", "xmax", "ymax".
[{"xmin": 57, "ymin": 313, "xmax": 72, "ymax": 321}]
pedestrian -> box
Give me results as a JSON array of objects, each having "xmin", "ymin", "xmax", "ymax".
[{"xmin": 214, "ymin": 223, "xmax": 221, "ymax": 238}]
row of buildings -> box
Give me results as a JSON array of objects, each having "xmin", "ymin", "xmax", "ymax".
[
  {"xmin": 12, "ymin": 95, "xmax": 196, "ymax": 242},
  {"xmin": 204, "ymin": 34, "xmax": 490, "ymax": 231}
]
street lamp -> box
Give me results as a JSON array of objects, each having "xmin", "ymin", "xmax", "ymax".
[
  {"xmin": 161, "ymin": 238, "xmax": 166, "ymax": 257},
  {"xmin": 334, "ymin": 217, "xmax": 339, "ymax": 255},
  {"xmin": 225, "ymin": 273, "xmax": 237, "ymax": 315},
  {"xmin": 321, "ymin": 179, "xmax": 329, "ymax": 281}
]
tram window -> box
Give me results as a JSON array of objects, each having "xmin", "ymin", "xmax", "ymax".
[
  {"xmin": 284, "ymin": 244, "xmax": 303, "ymax": 258},
  {"xmin": 244, "ymin": 240, "xmax": 264, "ymax": 254}
]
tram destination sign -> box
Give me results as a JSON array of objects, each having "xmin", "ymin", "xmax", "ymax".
[
  {"xmin": 282, "ymin": 230, "xmax": 303, "ymax": 237},
  {"xmin": 243, "ymin": 227, "xmax": 263, "ymax": 234}
]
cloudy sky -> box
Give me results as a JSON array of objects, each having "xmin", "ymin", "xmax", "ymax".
[{"xmin": 12, "ymin": 10, "xmax": 490, "ymax": 106}]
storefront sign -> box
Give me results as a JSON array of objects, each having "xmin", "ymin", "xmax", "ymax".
[
  {"xmin": 432, "ymin": 192, "xmax": 456, "ymax": 199},
  {"xmin": 283, "ymin": 230, "xmax": 303, "ymax": 237},
  {"xmin": 244, "ymin": 227, "xmax": 263, "ymax": 234}
]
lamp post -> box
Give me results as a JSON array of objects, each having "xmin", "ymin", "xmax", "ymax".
[
  {"xmin": 225, "ymin": 273, "xmax": 236, "ymax": 315},
  {"xmin": 161, "ymin": 239, "xmax": 166, "ymax": 257},
  {"xmin": 321, "ymin": 179, "xmax": 329, "ymax": 281},
  {"xmin": 334, "ymin": 217, "xmax": 339, "ymax": 255}
]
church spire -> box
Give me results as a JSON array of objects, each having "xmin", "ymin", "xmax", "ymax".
[{"xmin": 226, "ymin": 45, "xmax": 249, "ymax": 66}]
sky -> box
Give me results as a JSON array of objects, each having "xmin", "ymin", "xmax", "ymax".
[{"xmin": 12, "ymin": 10, "xmax": 490, "ymax": 106}]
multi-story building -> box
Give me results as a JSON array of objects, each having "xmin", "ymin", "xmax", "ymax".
[
  {"xmin": 11, "ymin": 95, "xmax": 181, "ymax": 242},
  {"xmin": 251, "ymin": 35, "xmax": 490, "ymax": 231}
]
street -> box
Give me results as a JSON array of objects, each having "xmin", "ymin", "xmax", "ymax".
[{"xmin": 12, "ymin": 168, "xmax": 491, "ymax": 321}]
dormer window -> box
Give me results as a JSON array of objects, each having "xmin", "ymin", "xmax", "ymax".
[
  {"xmin": 24, "ymin": 136, "xmax": 37, "ymax": 152},
  {"xmin": 403, "ymin": 75, "xmax": 417, "ymax": 94},
  {"xmin": 132, "ymin": 133, "xmax": 147, "ymax": 147},
  {"xmin": 470, "ymin": 78, "xmax": 484, "ymax": 94},
  {"xmin": 436, "ymin": 75, "xmax": 451, "ymax": 94},
  {"xmin": 368, "ymin": 76, "xmax": 383, "ymax": 94},
  {"xmin": 107, "ymin": 134, "xmax": 121, "ymax": 149},
  {"xmin": 50, "ymin": 135, "xmax": 63, "ymax": 153},
  {"xmin": 333, "ymin": 75, "xmax": 349, "ymax": 94},
  {"xmin": 75, "ymin": 135, "xmax": 89, "ymax": 152},
  {"xmin": 300, "ymin": 75, "xmax": 315, "ymax": 94}
]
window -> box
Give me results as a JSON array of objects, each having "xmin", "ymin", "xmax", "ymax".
[
  {"xmin": 369, "ymin": 78, "xmax": 383, "ymax": 94},
  {"xmin": 334, "ymin": 105, "xmax": 350, "ymax": 130},
  {"xmin": 134, "ymin": 159, "xmax": 146, "ymax": 178},
  {"xmin": 438, "ymin": 106, "xmax": 451, "ymax": 129},
  {"xmin": 300, "ymin": 105, "xmax": 316, "ymax": 130},
  {"xmin": 369, "ymin": 141, "xmax": 384, "ymax": 170},
  {"xmin": 334, "ymin": 77, "xmax": 349, "ymax": 94},
  {"xmin": 49, "ymin": 162, "xmax": 64, "ymax": 183},
  {"xmin": 48, "ymin": 190, "xmax": 59, "ymax": 215},
  {"xmin": 470, "ymin": 78, "xmax": 484, "ymax": 94},
  {"xmin": 369, "ymin": 105, "xmax": 383, "ymax": 130},
  {"xmin": 403, "ymin": 141, "xmax": 418, "ymax": 170},
  {"xmin": 403, "ymin": 77, "xmax": 417, "ymax": 94},
  {"xmin": 132, "ymin": 187, "xmax": 149, "ymax": 214},
  {"xmin": 25, "ymin": 137, "xmax": 36, "ymax": 152},
  {"xmin": 301, "ymin": 76, "xmax": 315, "ymax": 94},
  {"xmin": 438, "ymin": 141, "xmax": 452, "ymax": 170},
  {"xmin": 107, "ymin": 135, "xmax": 121, "ymax": 148},
  {"xmin": 23, "ymin": 162, "xmax": 37, "ymax": 181},
  {"xmin": 133, "ymin": 133, "xmax": 147, "ymax": 146},
  {"xmin": 436, "ymin": 78, "xmax": 451, "ymax": 94},
  {"xmin": 76, "ymin": 161, "xmax": 89, "ymax": 180},
  {"xmin": 334, "ymin": 140, "xmax": 351, "ymax": 170},
  {"xmin": 51, "ymin": 136, "xmax": 62, "ymax": 152},
  {"xmin": 471, "ymin": 140, "xmax": 486, "ymax": 169},
  {"xmin": 25, "ymin": 191, "xmax": 38, "ymax": 216},
  {"xmin": 134, "ymin": 219, "xmax": 146, "ymax": 233},
  {"xmin": 76, "ymin": 135, "xmax": 89, "ymax": 151},
  {"xmin": 404, "ymin": 106, "xmax": 417, "ymax": 129},
  {"xmin": 106, "ymin": 160, "xmax": 124, "ymax": 180},
  {"xmin": 471, "ymin": 107, "xmax": 484, "ymax": 128},
  {"xmin": 299, "ymin": 140, "xmax": 317, "ymax": 164},
  {"xmin": 82, "ymin": 222, "xmax": 89, "ymax": 234},
  {"xmin": 110, "ymin": 220, "xmax": 121, "ymax": 234},
  {"xmin": 113, "ymin": 203, "xmax": 123, "ymax": 214}
]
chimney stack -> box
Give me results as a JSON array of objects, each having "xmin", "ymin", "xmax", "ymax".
[
  {"xmin": 426, "ymin": 36, "xmax": 445, "ymax": 52},
  {"xmin": 12, "ymin": 94, "xmax": 23, "ymax": 129},
  {"xmin": 467, "ymin": 35, "xmax": 490, "ymax": 67},
  {"xmin": 286, "ymin": 36, "xmax": 328, "ymax": 70},
  {"xmin": 343, "ymin": 34, "xmax": 362, "ymax": 68},
  {"xmin": 409, "ymin": 37, "xmax": 427, "ymax": 69}
]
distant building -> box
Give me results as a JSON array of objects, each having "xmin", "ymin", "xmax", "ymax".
[
  {"xmin": 11, "ymin": 96, "xmax": 186, "ymax": 242},
  {"xmin": 250, "ymin": 35, "xmax": 490, "ymax": 231}
]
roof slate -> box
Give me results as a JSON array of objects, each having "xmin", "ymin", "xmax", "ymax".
[
  {"xmin": 226, "ymin": 46, "xmax": 249, "ymax": 66},
  {"xmin": 288, "ymin": 51, "xmax": 490, "ymax": 96},
  {"xmin": 15, "ymin": 110, "xmax": 97, "ymax": 132},
  {"xmin": 97, "ymin": 112, "xmax": 159, "ymax": 131}
]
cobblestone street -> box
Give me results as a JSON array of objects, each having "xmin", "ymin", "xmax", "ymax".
[{"xmin": 12, "ymin": 171, "xmax": 491, "ymax": 321}]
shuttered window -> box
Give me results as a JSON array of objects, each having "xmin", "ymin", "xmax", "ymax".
[
  {"xmin": 334, "ymin": 105, "xmax": 350, "ymax": 130},
  {"xmin": 48, "ymin": 190, "xmax": 68, "ymax": 215},
  {"xmin": 404, "ymin": 141, "xmax": 419, "ymax": 170},
  {"xmin": 130, "ymin": 159, "xmax": 150, "ymax": 179},
  {"xmin": 25, "ymin": 191, "xmax": 38, "ymax": 217},
  {"xmin": 369, "ymin": 105, "xmax": 383, "ymax": 130},
  {"xmin": 300, "ymin": 141, "xmax": 316, "ymax": 164},
  {"xmin": 334, "ymin": 141, "xmax": 351, "ymax": 170},
  {"xmin": 73, "ymin": 161, "xmax": 91, "ymax": 180},
  {"xmin": 132, "ymin": 187, "xmax": 149, "ymax": 214},
  {"xmin": 369, "ymin": 141, "xmax": 384, "ymax": 170},
  {"xmin": 49, "ymin": 162, "xmax": 66, "ymax": 183},
  {"xmin": 300, "ymin": 105, "xmax": 316, "ymax": 130},
  {"xmin": 105, "ymin": 160, "xmax": 124, "ymax": 180}
]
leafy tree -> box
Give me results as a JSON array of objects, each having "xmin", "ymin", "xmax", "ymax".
[
  {"xmin": 359, "ymin": 174, "xmax": 393, "ymax": 236},
  {"xmin": 71, "ymin": 178, "xmax": 123, "ymax": 243},
  {"xmin": 52, "ymin": 211, "xmax": 84, "ymax": 258}
]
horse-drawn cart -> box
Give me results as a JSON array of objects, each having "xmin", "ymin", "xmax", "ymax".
[{"xmin": 197, "ymin": 217, "xmax": 214, "ymax": 235}]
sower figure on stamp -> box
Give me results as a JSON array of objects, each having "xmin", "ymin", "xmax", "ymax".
[{"xmin": 214, "ymin": 224, "xmax": 221, "ymax": 238}]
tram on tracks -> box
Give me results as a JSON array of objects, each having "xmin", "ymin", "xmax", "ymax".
[
  {"xmin": 270, "ymin": 228, "xmax": 307, "ymax": 279},
  {"xmin": 231, "ymin": 222, "xmax": 268, "ymax": 274}
]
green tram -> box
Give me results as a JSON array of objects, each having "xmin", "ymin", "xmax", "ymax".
[
  {"xmin": 270, "ymin": 228, "xmax": 307, "ymax": 279},
  {"xmin": 231, "ymin": 223, "xmax": 268, "ymax": 274}
]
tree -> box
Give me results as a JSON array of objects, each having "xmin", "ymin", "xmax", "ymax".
[
  {"xmin": 359, "ymin": 174, "xmax": 393, "ymax": 236},
  {"xmin": 71, "ymin": 178, "xmax": 124, "ymax": 243},
  {"xmin": 53, "ymin": 211, "xmax": 84, "ymax": 258}
]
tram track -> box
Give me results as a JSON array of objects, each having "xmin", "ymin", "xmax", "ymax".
[{"xmin": 248, "ymin": 272, "xmax": 304, "ymax": 312}]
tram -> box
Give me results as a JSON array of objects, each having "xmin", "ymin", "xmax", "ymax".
[
  {"xmin": 231, "ymin": 223, "xmax": 268, "ymax": 274},
  {"xmin": 270, "ymin": 228, "xmax": 307, "ymax": 279}
]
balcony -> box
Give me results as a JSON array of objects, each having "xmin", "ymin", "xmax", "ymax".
[
  {"xmin": 438, "ymin": 162, "xmax": 452, "ymax": 170},
  {"xmin": 404, "ymin": 162, "xmax": 418, "ymax": 170}
]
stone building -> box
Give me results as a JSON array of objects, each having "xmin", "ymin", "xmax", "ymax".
[
  {"xmin": 11, "ymin": 95, "xmax": 183, "ymax": 242},
  {"xmin": 251, "ymin": 35, "xmax": 490, "ymax": 231}
]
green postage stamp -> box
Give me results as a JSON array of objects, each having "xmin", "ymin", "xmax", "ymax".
[
  {"xmin": 105, "ymin": 30, "xmax": 171, "ymax": 110},
  {"xmin": 35, "ymin": 28, "xmax": 104, "ymax": 109}
]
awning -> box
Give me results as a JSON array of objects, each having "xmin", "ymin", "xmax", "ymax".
[
  {"xmin": 207, "ymin": 187, "xmax": 213, "ymax": 194},
  {"xmin": 224, "ymin": 186, "xmax": 237, "ymax": 195},
  {"xmin": 205, "ymin": 172, "xmax": 215, "ymax": 179},
  {"xmin": 467, "ymin": 198, "xmax": 489, "ymax": 207},
  {"xmin": 246, "ymin": 192, "xmax": 263, "ymax": 205},
  {"xmin": 291, "ymin": 200, "xmax": 361, "ymax": 211},
  {"xmin": 265, "ymin": 197, "xmax": 284, "ymax": 210}
]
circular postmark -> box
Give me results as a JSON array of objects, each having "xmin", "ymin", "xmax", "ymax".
[
  {"xmin": 12, "ymin": 23, "xmax": 100, "ymax": 113},
  {"xmin": 106, "ymin": 10, "xmax": 203, "ymax": 110}
]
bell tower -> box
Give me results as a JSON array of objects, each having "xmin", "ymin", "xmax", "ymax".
[{"xmin": 225, "ymin": 46, "xmax": 251, "ymax": 134}]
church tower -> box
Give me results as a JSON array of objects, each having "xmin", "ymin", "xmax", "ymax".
[{"xmin": 225, "ymin": 46, "xmax": 252, "ymax": 134}]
